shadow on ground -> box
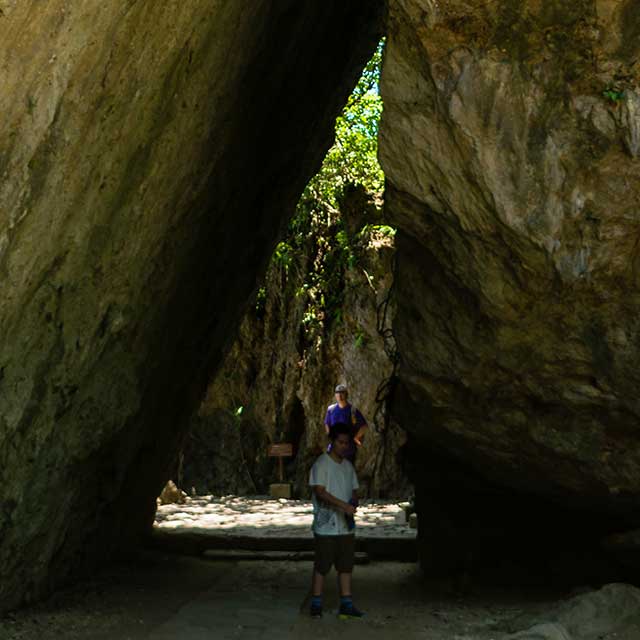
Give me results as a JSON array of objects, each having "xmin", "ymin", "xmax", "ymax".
[{"xmin": 0, "ymin": 550, "xmax": 566, "ymax": 640}]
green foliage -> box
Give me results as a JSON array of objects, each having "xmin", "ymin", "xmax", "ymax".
[
  {"xmin": 228, "ymin": 404, "xmax": 244, "ymax": 429},
  {"xmin": 255, "ymin": 286, "xmax": 266, "ymax": 315},
  {"xmin": 300, "ymin": 40, "xmax": 385, "ymax": 210},
  {"xmin": 363, "ymin": 224, "xmax": 396, "ymax": 238},
  {"xmin": 233, "ymin": 405, "xmax": 244, "ymax": 429},
  {"xmin": 354, "ymin": 328, "xmax": 367, "ymax": 349},
  {"xmin": 603, "ymin": 88, "xmax": 625, "ymax": 103},
  {"xmin": 260, "ymin": 40, "xmax": 389, "ymax": 346},
  {"xmin": 272, "ymin": 241, "xmax": 293, "ymax": 270}
]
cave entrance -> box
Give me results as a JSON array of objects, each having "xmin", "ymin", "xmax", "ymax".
[
  {"xmin": 148, "ymin": 52, "xmax": 423, "ymax": 607},
  {"xmin": 165, "ymin": 37, "xmax": 413, "ymax": 501},
  {"xmin": 153, "ymin": 38, "xmax": 415, "ymax": 564}
]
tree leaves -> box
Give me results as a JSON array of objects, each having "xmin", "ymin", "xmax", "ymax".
[{"xmin": 262, "ymin": 40, "xmax": 388, "ymax": 349}]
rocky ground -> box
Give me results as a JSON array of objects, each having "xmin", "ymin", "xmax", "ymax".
[
  {"xmin": 154, "ymin": 495, "xmax": 417, "ymax": 539},
  {"xmin": 0, "ymin": 552, "xmax": 566, "ymax": 640},
  {"xmin": 2, "ymin": 546, "xmax": 639, "ymax": 639},
  {"xmin": 4, "ymin": 552, "xmax": 638, "ymax": 639}
]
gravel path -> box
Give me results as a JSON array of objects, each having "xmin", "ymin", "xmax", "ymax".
[{"xmin": 154, "ymin": 496, "xmax": 417, "ymax": 539}]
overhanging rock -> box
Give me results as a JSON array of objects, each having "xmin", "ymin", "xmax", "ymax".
[
  {"xmin": 0, "ymin": 0, "xmax": 383, "ymax": 611},
  {"xmin": 380, "ymin": 0, "xmax": 640, "ymax": 511}
]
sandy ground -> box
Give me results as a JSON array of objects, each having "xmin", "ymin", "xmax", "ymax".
[
  {"xmin": 0, "ymin": 551, "xmax": 561, "ymax": 640},
  {"xmin": 154, "ymin": 496, "xmax": 417, "ymax": 539}
]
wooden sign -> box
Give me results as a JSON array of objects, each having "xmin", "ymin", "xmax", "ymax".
[
  {"xmin": 268, "ymin": 443, "xmax": 293, "ymax": 483},
  {"xmin": 268, "ymin": 443, "xmax": 293, "ymax": 458}
]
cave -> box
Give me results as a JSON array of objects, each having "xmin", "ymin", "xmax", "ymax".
[{"xmin": 3, "ymin": 1, "xmax": 640, "ymax": 636}]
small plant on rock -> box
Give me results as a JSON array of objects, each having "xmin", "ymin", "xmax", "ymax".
[
  {"xmin": 603, "ymin": 88, "xmax": 625, "ymax": 103},
  {"xmin": 354, "ymin": 329, "xmax": 367, "ymax": 349}
]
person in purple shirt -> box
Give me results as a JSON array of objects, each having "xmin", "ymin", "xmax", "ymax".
[{"xmin": 324, "ymin": 384, "xmax": 368, "ymax": 463}]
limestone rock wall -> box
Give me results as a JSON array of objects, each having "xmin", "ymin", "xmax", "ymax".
[
  {"xmin": 380, "ymin": 0, "xmax": 640, "ymax": 513},
  {"xmin": 0, "ymin": 0, "xmax": 383, "ymax": 610},
  {"xmin": 181, "ymin": 222, "xmax": 410, "ymax": 500}
]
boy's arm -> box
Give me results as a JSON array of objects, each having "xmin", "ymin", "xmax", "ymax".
[
  {"xmin": 350, "ymin": 465, "xmax": 360, "ymax": 507},
  {"xmin": 312, "ymin": 485, "xmax": 355, "ymax": 515}
]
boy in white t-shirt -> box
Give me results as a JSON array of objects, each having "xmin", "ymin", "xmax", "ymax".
[{"xmin": 308, "ymin": 422, "xmax": 363, "ymax": 619}]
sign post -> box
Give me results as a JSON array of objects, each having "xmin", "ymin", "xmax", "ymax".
[{"xmin": 268, "ymin": 443, "xmax": 293, "ymax": 498}]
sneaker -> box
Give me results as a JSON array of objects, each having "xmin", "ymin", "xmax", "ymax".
[
  {"xmin": 338, "ymin": 603, "xmax": 364, "ymax": 619},
  {"xmin": 310, "ymin": 603, "xmax": 323, "ymax": 618}
]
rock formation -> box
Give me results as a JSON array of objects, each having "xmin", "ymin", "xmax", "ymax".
[
  {"xmin": 3, "ymin": 0, "xmax": 640, "ymax": 614},
  {"xmin": 380, "ymin": 0, "xmax": 640, "ymax": 575},
  {"xmin": 180, "ymin": 208, "xmax": 409, "ymax": 499},
  {"xmin": 0, "ymin": 0, "xmax": 383, "ymax": 611},
  {"xmin": 504, "ymin": 583, "xmax": 640, "ymax": 639}
]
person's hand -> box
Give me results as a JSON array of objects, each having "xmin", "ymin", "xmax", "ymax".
[
  {"xmin": 343, "ymin": 503, "xmax": 356, "ymax": 516},
  {"xmin": 354, "ymin": 437, "xmax": 362, "ymax": 447}
]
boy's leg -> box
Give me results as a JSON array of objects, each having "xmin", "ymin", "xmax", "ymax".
[
  {"xmin": 338, "ymin": 571, "xmax": 352, "ymax": 596},
  {"xmin": 312, "ymin": 570, "xmax": 325, "ymax": 597},
  {"xmin": 335, "ymin": 534, "xmax": 355, "ymax": 589},
  {"xmin": 310, "ymin": 535, "xmax": 333, "ymax": 617},
  {"xmin": 313, "ymin": 535, "xmax": 334, "ymax": 589},
  {"xmin": 336, "ymin": 535, "xmax": 364, "ymax": 618},
  {"xmin": 310, "ymin": 571, "xmax": 324, "ymax": 618},
  {"xmin": 336, "ymin": 535, "xmax": 355, "ymax": 596}
]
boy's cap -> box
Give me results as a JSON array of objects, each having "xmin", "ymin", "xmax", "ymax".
[{"xmin": 335, "ymin": 384, "xmax": 348, "ymax": 393}]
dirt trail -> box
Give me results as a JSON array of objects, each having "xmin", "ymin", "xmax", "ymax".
[{"xmin": 1, "ymin": 551, "xmax": 561, "ymax": 640}]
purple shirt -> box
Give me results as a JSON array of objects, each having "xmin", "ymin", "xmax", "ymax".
[{"xmin": 324, "ymin": 403, "xmax": 367, "ymax": 459}]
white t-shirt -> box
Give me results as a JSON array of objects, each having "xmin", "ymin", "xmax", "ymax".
[{"xmin": 309, "ymin": 453, "xmax": 359, "ymax": 535}]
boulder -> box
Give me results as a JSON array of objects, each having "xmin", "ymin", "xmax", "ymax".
[
  {"xmin": 508, "ymin": 623, "xmax": 572, "ymax": 640},
  {"xmin": 379, "ymin": 0, "xmax": 640, "ymax": 567},
  {"xmin": 158, "ymin": 480, "xmax": 185, "ymax": 505},
  {"xmin": 506, "ymin": 583, "xmax": 640, "ymax": 639},
  {"xmin": 0, "ymin": 0, "xmax": 383, "ymax": 611}
]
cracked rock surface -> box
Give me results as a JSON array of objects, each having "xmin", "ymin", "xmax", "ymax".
[{"xmin": 380, "ymin": 0, "xmax": 640, "ymax": 508}]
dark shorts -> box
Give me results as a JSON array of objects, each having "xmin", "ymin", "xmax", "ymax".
[{"xmin": 314, "ymin": 534, "xmax": 355, "ymax": 575}]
